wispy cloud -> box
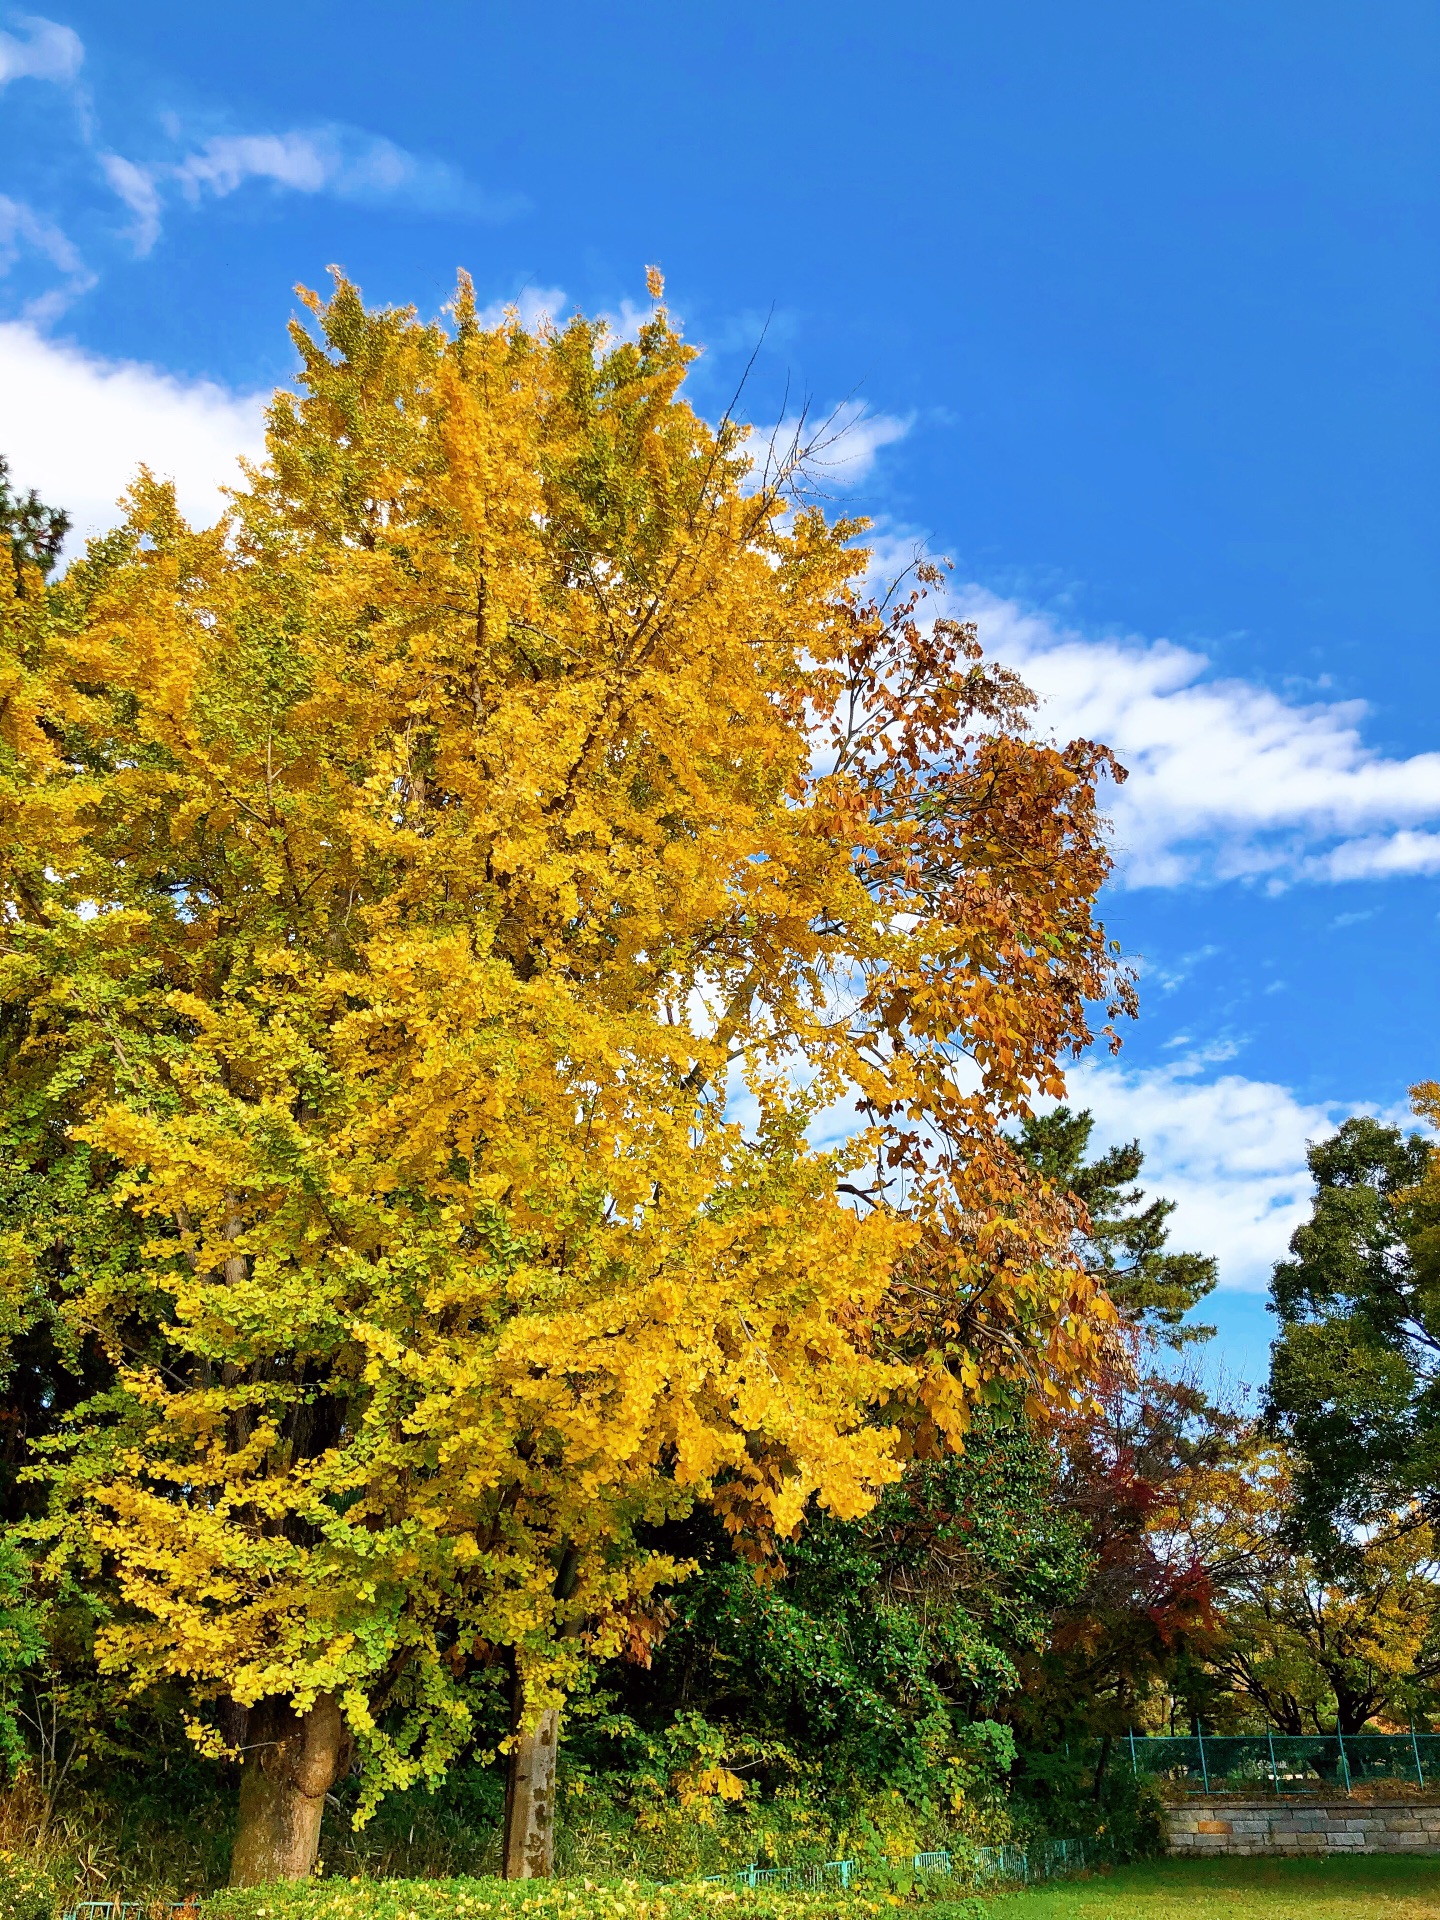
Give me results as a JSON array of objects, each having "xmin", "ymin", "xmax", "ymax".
[
  {"xmin": 475, "ymin": 285, "xmax": 570, "ymax": 332},
  {"xmin": 1142, "ymin": 944, "xmax": 1222, "ymax": 994},
  {"xmin": 0, "ymin": 12, "xmax": 82, "ymax": 86},
  {"xmin": 754, "ymin": 399, "xmax": 912, "ymax": 492},
  {"xmin": 957, "ymin": 587, "xmax": 1440, "ymax": 889},
  {"xmin": 101, "ymin": 124, "xmax": 527, "ymax": 257},
  {"xmin": 0, "ymin": 193, "xmax": 94, "ymax": 320},
  {"xmin": 0, "ymin": 10, "xmax": 526, "ymax": 310},
  {"xmin": 98, "ymin": 152, "xmax": 162, "ymax": 255}
]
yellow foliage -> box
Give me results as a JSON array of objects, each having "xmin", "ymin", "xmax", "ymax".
[
  {"xmin": 0, "ymin": 274, "xmax": 1128, "ymax": 1808},
  {"xmin": 674, "ymin": 1767, "xmax": 747, "ymax": 1811}
]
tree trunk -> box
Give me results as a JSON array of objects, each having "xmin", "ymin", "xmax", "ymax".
[
  {"xmin": 1335, "ymin": 1687, "xmax": 1377, "ymax": 1737},
  {"xmin": 502, "ymin": 1545, "xmax": 581, "ymax": 1880},
  {"xmin": 503, "ymin": 1684, "xmax": 561, "ymax": 1879},
  {"xmin": 229, "ymin": 1693, "xmax": 351, "ymax": 1887},
  {"xmin": 1091, "ymin": 1732, "xmax": 1111, "ymax": 1800}
]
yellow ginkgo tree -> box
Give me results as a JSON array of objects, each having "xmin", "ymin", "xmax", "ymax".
[{"xmin": 0, "ymin": 271, "xmax": 1131, "ymax": 1883}]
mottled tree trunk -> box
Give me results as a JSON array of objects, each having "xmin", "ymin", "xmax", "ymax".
[
  {"xmin": 502, "ymin": 1683, "xmax": 561, "ymax": 1879},
  {"xmin": 229, "ymin": 1693, "xmax": 351, "ymax": 1886},
  {"xmin": 502, "ymin": 1546, "xmax": 580, "ymax": 1880}
]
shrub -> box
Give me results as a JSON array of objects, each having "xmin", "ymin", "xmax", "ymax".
[
  {"xmin": 0, "ymin": 1851, "xmax": 57, "ymax": 1920},
  {"xmin": 1010, "ymin": 1746, "xmax": 1164, "ymax": 1860},
  {"xmin": 205, "ymin": 1878, "xmax": 895, "ymax": 1920}
]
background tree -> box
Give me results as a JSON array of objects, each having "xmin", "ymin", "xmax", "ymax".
[
  {"xmin": 1201, "ymin": 1445, "xmax": 1440, "ymax": 1736},
  {"xmin": 1014, "ymin": 1106, "xmax": 1217, "ymax": 1347},
  {"xmin": 594, "ymin": 1403, "xmax": 1087, "ymax": 1827},
  {"xmin": 0, "ymin": 456, "xmax": 69, "ymax": 593},
  {"xmin": 0, "ymin": 276, "xmax": 1129, "ymax": 1884},
  {"xmin": 592, "ymin": 1111, "xmax": 1224, "ymax": 1838},
  {"xmin": 1015, "ymin": 1372, "xmax": 1239, "ymax": 1750},
  {"xmin": 1267, "ymin": 1104, "xmax": 1439, "ymax": 1550},
  {"xmin": 1002, "ymin": 1106, "xmax": 1226, "ymax": 1750},
  {"xmin": 0, "ymin": 457, "xmax": 110, "ymax": 1537}
]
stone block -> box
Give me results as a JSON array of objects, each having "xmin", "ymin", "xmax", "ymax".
[{"xmin": 1166, "ymin": 1793, "xmax": 1440, "ymax": 1858}]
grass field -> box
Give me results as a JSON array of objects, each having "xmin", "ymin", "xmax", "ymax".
[{"xmin": 977, "ymin": 1855, "xmax": 1440, "ymax": 1918}]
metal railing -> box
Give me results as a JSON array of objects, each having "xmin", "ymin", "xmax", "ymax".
[
  {"xmin": 71, "ymin": 1841, "xmax": 1103, "ymax": 1912},
  {"xmin": 1126, "ymin": 1728, "xmax": 1440, "ymax": 1795},
  {"xmin": 704, "ymin": 1862, "xmax": 856, "ymax": 1891},
  {"xmin": 705, "ymin": 1836, "xmax": 1105, "ymax": 1890},
  {"xmin": 973, "ymin": 1838, "xmax": 1099, "ymax": 1884},
  {"xmin": 62, "ymin": 1906, "xmax": 195, "ymax": 1920}
]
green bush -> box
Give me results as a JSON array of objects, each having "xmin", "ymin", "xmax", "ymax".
[
  {"xmin": 1009, "ymin": 1746, "xmax": 1164, "ymax": 1860},
  {"xmin": 0, "ymin": 1851, "xmax": 57, "ymax": 1920}
]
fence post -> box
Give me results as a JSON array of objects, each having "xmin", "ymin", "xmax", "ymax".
[
  {"xmin": 1336, "ymin": 1728, "xmax": 1352, "ymax": 1795},
  {"xmin": 1412, "ymin": 1715, "xmax": 1426, "ymax": 1788},
  {"xmin": 1129, "ymin": 1725, "xmax": 1138, "ymax": 1778},
  {"xmin": 1267, "ymin": 1728, "xmax": 1280, "ymax": 1795},
  {"xmin": 1197, "ymin": 1720, "xmax": 1211, "ymax": 1795}
]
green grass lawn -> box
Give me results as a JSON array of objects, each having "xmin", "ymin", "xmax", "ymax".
[{"xmin": 974, "ymin": 1855, "xmax": 1440, "ymax": 1919}]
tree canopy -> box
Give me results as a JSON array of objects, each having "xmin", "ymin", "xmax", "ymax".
[
  {"xmin": 1267, "ymin": 1103, "xmax": 1440, "ymax": 1550},
  {"xmin": 0, "ymin": 275, "xmax": 1131, "ymax": 1880},
  {"xmin": 1013, "ymin": 1106, "xmax": 1217, "ymax": 1347}
]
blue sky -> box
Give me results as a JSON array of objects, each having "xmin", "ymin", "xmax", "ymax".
[{"xmin": 2, "ymin": 1, "xmax": 1437, "ymax": 1385}]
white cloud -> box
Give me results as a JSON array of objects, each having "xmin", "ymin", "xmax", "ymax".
[
  {"xmin": 476, "ymin": 285, "xmax": 570, "ymax": 332},
  {"xmin": 820, "ymin": 405, "xmax": 911, "ymax": 484},
  {"xmin": 0, "ymin": 194, "xmax": 94, "ymax": 320},
  {"xmin": 1312, "ymin": 829, "xmax": 1440, "ymax": 882},
  {"xmin": 0, "ymin": 322, "xmax": 267, "ymax": 545},
  {"xmin": 957, "ymin": 587, "xmax": 1440, "ymax": 888},
  {"xmin": 599, "ymin": 295, "xmax": 661, "ymax": 343},
  {"xmin": 102, "ymin": 125, "xmax": 526, "ymax": 257},
  {"xmin": 1064, "ymin": 1058, "xmax": 1354, "ymax": 1295},
  {"xmin": 97, "ymin": 153, "xmax": 163, "ymax": 256},
  {"xmin": 756, "ymin": 400, "xmax": 912, "ymax": 492},
  {"xmin": 0, "ymin": 13, "xmax": 82, "ymax": 86},
  {"xmin": 736, "ymin": 1032, "xmax": 1378, "ymax": 1303},
  {"xmin": 174, "ymin": 132, "xmax": 335, "ymax": 199}
]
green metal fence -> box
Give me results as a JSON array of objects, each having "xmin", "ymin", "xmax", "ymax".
[
  {"xmin": 62, "ymin": 1906, "xmax": 194, "ymax": 1920},
  {"xmin": 971, "ymin": 1839, "xmax": 1100, "ymax": 1884},
  {"xmin": 1126, "ymin": 1729, "xmax": 1440, "ymax": 1794},
  {"xmin": 705, "ymin": 1836, "xmax": 1107, "ymax": 1891}
]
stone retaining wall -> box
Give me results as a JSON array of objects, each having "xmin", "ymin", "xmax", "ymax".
[{"xmin": 1166, "ymin": 1796, "xmax": 1440, "ymax": 1856}]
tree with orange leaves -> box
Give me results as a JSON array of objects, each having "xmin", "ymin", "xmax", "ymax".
[{"xmin": 0, "ymin": 271, "xmax": 1129, "ymax": 1882}]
